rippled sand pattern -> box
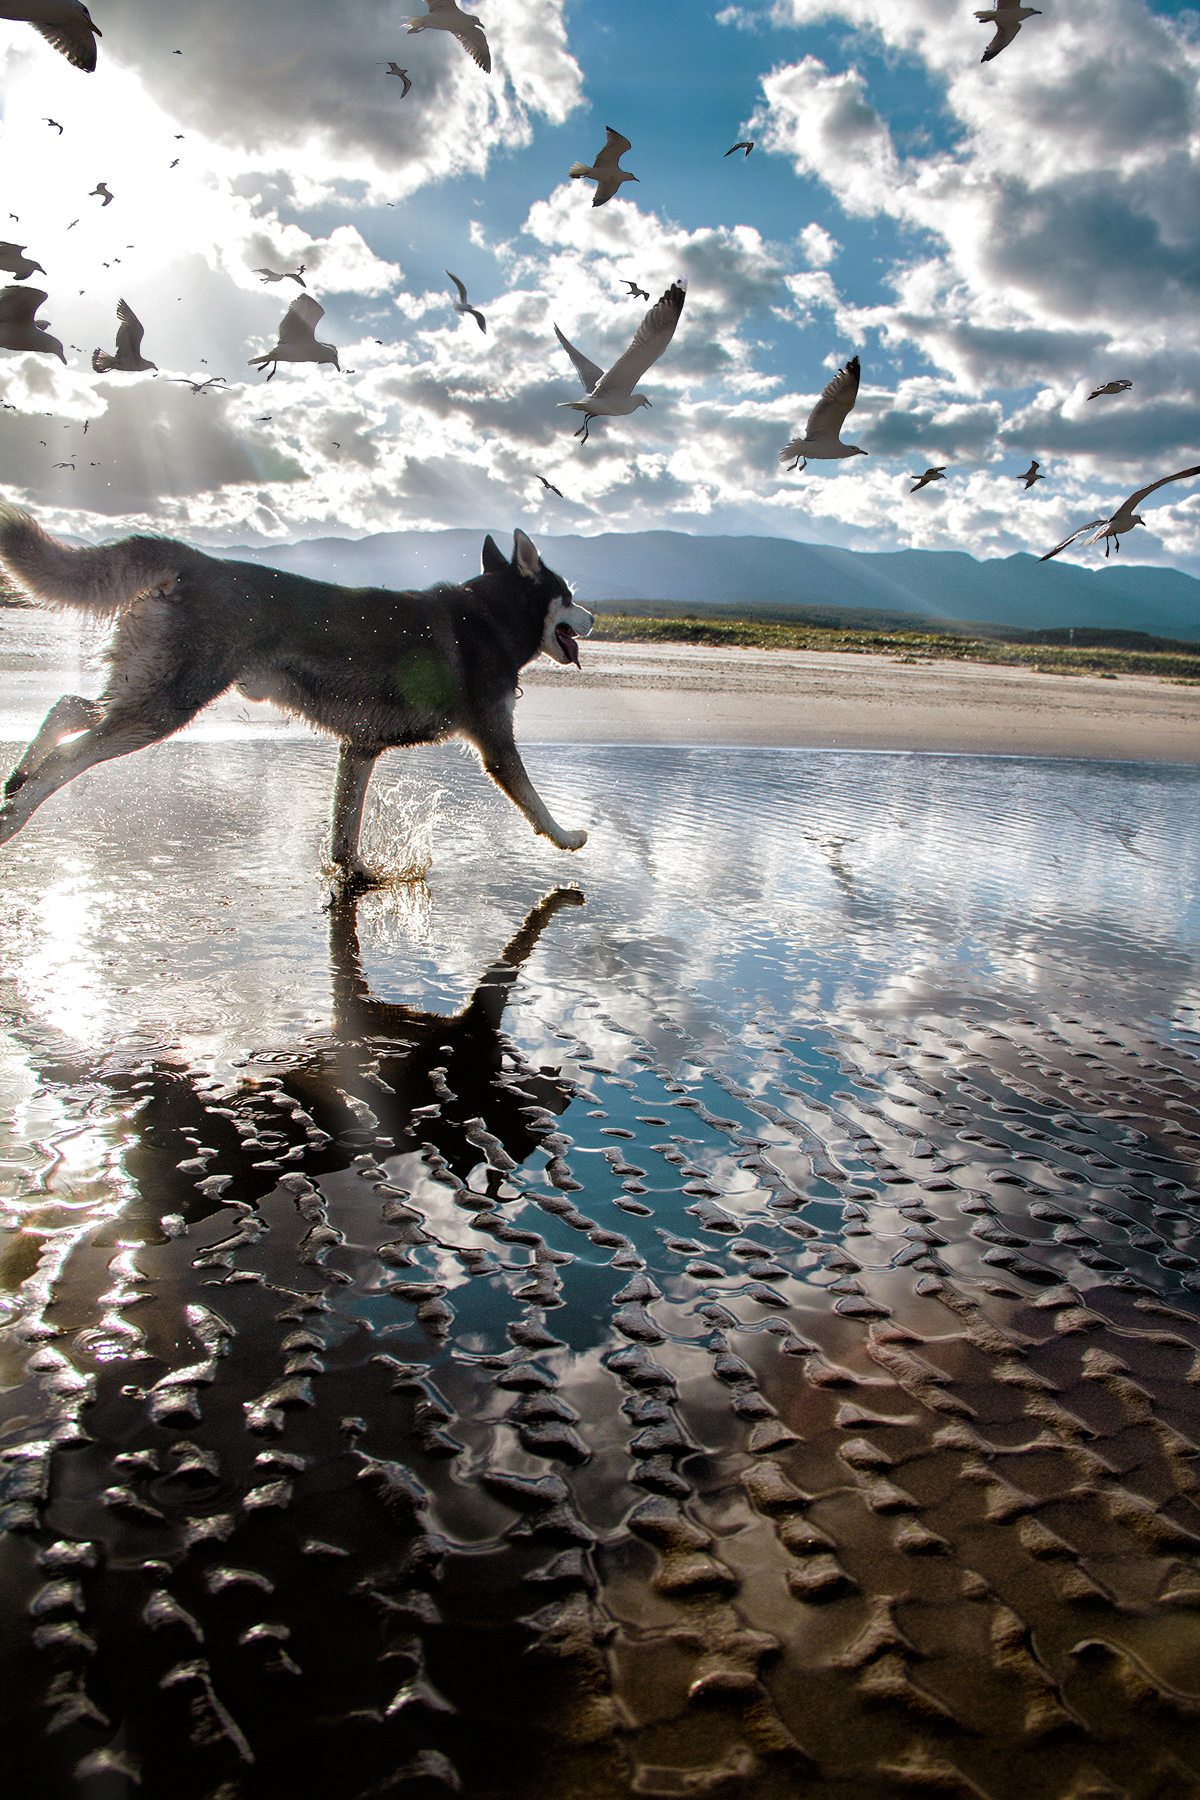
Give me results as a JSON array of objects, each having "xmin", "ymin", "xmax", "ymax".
[{"xmin": 1, "ymin": 744, "xmax": 1199, "ymax": 1800}]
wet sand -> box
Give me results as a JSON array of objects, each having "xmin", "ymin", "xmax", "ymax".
[{"xmin": 519, "ymin": 642, "xmax": 1200, "ymax": 762}]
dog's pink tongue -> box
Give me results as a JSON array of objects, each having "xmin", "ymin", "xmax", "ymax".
[{"xmin": 556, "ymin": 623, "xmax": 580, "ymax": 667}]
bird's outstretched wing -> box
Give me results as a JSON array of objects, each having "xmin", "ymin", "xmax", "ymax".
[
  {"xmin": 594, "ymin": 127, "xmax": 632, "ymax": 170},
  {"xmin": 1039, "ymin": 520, "xmax": 1107, "ymax": 562},
  {"xmin": 725, "ymin": 141, "xmax": 754, "ymax": 156},
  {"xmin": 554, "ymin": 324, "xmax": 605, "ymax": 395},
  {"xmin": 114, "ymin": 299, "xmax": 144, "ymax": 358},
  {"xmin": 34, "ymin": 15, "xmax": 100, "ymax": 71},
  {"xmin": 595, "ymin": 280, "xmax": 687, "ymax": 397},
  {"xmin": 0, "ymin": 286, "xmax": 47, "ymax": 326},
  {"xmin": 277, "ymin": 295, "xmax": 324, "ymax": 345},
  {"xmin": 446, "ymin": 270, "xmax": 469, "ymax": 305},
  {"xmin": 805, "ymin": 355, "xmax": 861, "ymax": 439},
  {"xmin": 467, "ymin": 308, "xmax": 486, "ymax": 333},
  {"xmin": 1121, "ymin": 464, "xmax": 1200, "ymax": 513},
  {"xmin": 979, "ymin": 19, "xmax": 1019, "ymax": 60}
]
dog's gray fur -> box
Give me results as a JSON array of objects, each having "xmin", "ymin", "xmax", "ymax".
[{"xmin": 0, "ymin": 509, "xmax": 593, "ymax": 877}]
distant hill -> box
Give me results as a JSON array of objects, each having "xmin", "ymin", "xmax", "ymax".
[{"xmin": 219, "ymin": 528, "xmax": 1200, "ymax": 643}]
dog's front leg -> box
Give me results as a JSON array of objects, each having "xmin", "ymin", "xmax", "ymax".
[
  {"xmin": 468, "ymin": 719, "xmax": 587, "ymax": 852},
  {"xmin": 329, "ymin": 743, "xmax": 384, "ymax": 884}
]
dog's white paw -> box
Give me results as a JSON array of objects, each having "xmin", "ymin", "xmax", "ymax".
[{"xmin": 556, "ymin": 828, "xmax": 587, "ymax": 852}]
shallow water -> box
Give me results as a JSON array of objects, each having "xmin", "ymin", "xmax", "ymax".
[{"xmin": 2, "ymin": 728, "xmax": 1200, "ymax": 1800}]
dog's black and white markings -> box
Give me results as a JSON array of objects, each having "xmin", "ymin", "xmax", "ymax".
[{"xmin": 0, "ymin": 511, "xmax": 593, "ymax": 879}]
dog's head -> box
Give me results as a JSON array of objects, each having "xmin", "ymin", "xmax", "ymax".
[{"xmin": 481, "ymin": 529, "xmax": 593, "ymax": 668}]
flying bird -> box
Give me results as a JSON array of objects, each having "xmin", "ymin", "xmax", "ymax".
[
  {"xmin": 382, "ymin": 62, "xmax": 412, "ymax": 92},
  {"xmin": 0, "ymin": 287, "xmax": 65, "ymax": 362},
  {"xmin": 621, "ymin": 280, "xmax": 649, "ymax": 300},
  {"xmin": 1, "ymin": 0, "xmax": 101, "ymax": 70},
  {"xmin": 537, "ymin": 475, "xmax": 564, "ymax": 498},
  {"xmin": 975, "ymin": 2, "xmax": 1040, "ymax": 62},
  {"xmin": 779, "ymin": 355, "xmax": 867, "ymax": 472},
  {"xmin": 89, "ymin": 180, "xmax": 113, "ymax": 205},
  {"xmin": 255, "ymin": 265, "xmax": 306, "ymax": 286},
  {"xmin": 248, "ymin": 294, "xmax": 340, "ymax": 380},
  {"xmin": 0, "ymin": 243, "xmax": 45, "ymax": 280},
  {"xmin": 171, "ymin": 374, "xmax": 227, "ymax": 394},
  {"xmin": 554, "ymin": 278, "xmax": 687, "ymax": 444},
  {"xmin": 1087, "ymin": 379, "xmax": 1133, "ymax": 400},
  {"xmin": 43, "ymin": 117, "xmax": 63, "ymax": 132},
  {"xmin": 1018, "ymin": 459, "xmax": 1043, "ymax": 489},
  {"xmin": 1040, "ymin": 465, "xmax": 1200, "ymax": 561},
  {"xmin": 446, "ymin": 270, "xmax": 486, "ymax": 332},
  {"xmin": 169, "ymin": 158, "xmax": 179, "ymax": 168},
  {"xmin": 909, "ymin": 467, "xmax": 946, "ymax": 492},
  {"xmin": 724, "ymin": 141, "xmax": 754, "ymax": 157},
  {"xmin": 404, "ymin": 0, "xmax": 489, "ymax": 72},
  {"xmin": 52, "ymin": 460, "xmax": 74, "ymax": 469},
  {"xmin": 569, "ymin": 128, "xmax": 638, "ymax": 207},
  {"xmin": 92, "ymin": 298, "xmax": 156, "ymax": 373}
]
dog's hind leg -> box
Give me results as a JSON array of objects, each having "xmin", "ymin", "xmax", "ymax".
[
  {"xmin": 465, "ymin": 714, "xmax": 587, "ymax": 852},
  {"xmin": 4, "ymin": 695, "xmax": 105, "ymax": 797},
  {"xmin": 329, "ymin": 743, "xmax": 384, "ymax": 884},
  {"xmin": 0, "ymin": 696, "xmax": 209, "ymax": 846}
]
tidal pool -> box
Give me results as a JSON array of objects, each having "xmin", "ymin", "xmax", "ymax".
[{"xmin": 1, "ymin": 732, "xmax": 1199, "ymax": 1800}]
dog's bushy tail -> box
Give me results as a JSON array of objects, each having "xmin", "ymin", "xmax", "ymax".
[{"xmin": 0, "ymin": 506, "xmax": 188, "ymax": 615}]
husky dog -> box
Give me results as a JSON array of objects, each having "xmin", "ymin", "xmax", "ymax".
[{"xmin": 0, "ymin": 510, "xmax": 593, "ymax": 879}]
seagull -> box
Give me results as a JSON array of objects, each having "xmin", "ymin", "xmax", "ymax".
[
  {"xmin": 1, "ymin": 0, "xmax": 101, "ymax": 70},
  {"xmin": 1040, "ymin": 465, "xmax": 1200, "ymax": 561},
  {"xmin": 255, "ymin": 265, "xmax": 306, "ymax": 287},
  {"xmin": 0, "ymin": 287, "xmax": 65, "ymax": 362},
  {"xmin": 1087, "ymin": 379, "xmax": 1133, "ymax": 400},
  {"xmin": 170, "ymin": 374, "xmax": 227, "ymax": 394},
  {"xmin": 554, "ymin": 278, "xmax": 687, "ymax": 444},
  {"xmin": 1017, "ymin": 459, "xmax": 1043, "ymax": 489},
  {"xmin": 43, "ymin": 117, "xmax": 63, "ymax": 132},
  {"xmin": 382, "ymin": 62, "xmax": 412, "ymax": 92},
  {"xmin": 779, "ymin": 355, "xmax": 867, "ymax": 472},
  {"xmin": 910, "ymin": 466, "xmax": 946, "ymax": 492},
  {"xmin": 248, "ymin": 294, "xmax": 340, "ymax": 380},
  {"xmin": 975, "ymin": 2, "xmax": 1040, "ymax": 62},
  {"xmin": 446, "ymin": 270, "xmax": 485, "ymax": 332},
  {"xmin": 0, "ymin": 243, "xmax": 45, "ymax": 280},
  {"xmin": 621, "ymin": 280, "xmax": 649, "ymax": 300},
  {"xmin": 89, "ymin": 180, "xmax": 113, "ymax": 205},
  {"xmin": 537, "ymin": 475, "xmax": 564, "ymax": 497},
  {"xmin": 92, "ymin": 299, "xmax": 156, "ymax": 373},
  {"xmin": 724, "ymin": 140, "xmax": 754, "ymax": 157},
  {"xmin": 569, "ymin": 128, "xmax": 638, "ymax": 207},
  {"xmin": 404, "ymin": 0, "xmax": 489, "ymax": 72},
  {"xmin": 52, "ymin": 460, "xmax": 74, "ymax": 468}
]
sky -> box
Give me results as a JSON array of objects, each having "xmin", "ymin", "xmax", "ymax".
[{"xmin": 2, "ymin": 0, "xmax": 1200, "ymax": 572}]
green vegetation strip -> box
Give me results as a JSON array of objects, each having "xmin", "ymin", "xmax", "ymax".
[{"xmin": 591, "ymin": 614, "xmax": 1200, "ymax": 679}]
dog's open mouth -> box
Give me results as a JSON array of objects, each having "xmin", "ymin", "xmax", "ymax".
[{"xmin": 555, "ymin": 622, "xmax": 580, "ymax": 667}]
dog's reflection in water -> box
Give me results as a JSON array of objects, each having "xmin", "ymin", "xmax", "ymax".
[{"xmin": 3, "ymin": 889, "xmax": 593, "ymax": 1800}]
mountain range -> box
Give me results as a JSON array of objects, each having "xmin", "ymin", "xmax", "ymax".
[{"xmin": 222, "ymin": 529, "xmax": 1200, "ymax": 643}]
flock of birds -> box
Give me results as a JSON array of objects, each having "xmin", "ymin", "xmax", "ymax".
[{"xmin": 1, "ymin": 0, "xmax": 1196, "ymax": 561}]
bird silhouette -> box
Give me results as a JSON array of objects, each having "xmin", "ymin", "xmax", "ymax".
[
  {"xmin": 248, "ymin": 295, "xmax": 340, "ymax": 380},
  {"xmin": 909, "ymin": 467, "xmax": 946, "ymax": 492},
  {"xmin": 404, "ymin": 0, "xmax": 489, "ymax": 72},
  {"xmin": 1087, "ymin": 379, "xmax": 1133, "ymax": 400},
  {"xmin": 0, "ymin": 287, "xmax": 65, "ymax": 362},
  {"xmin": 1041, "ymin": 465, "xmax": 1200, "ymax": 561},
  {"xmin": 88, "ymin": 180, "xmax": 113, "ymax": 205},
  {"xmin": 0, "ymin": 243, "xmax": 45, "ymax": 281},
  {"xmin": 92, "ymin": 299, "xmax": 157, "ymax": 373},
  {"xmin": 724, "ymin": 140, "xmax": 754, "ymax": 157},
  {"xmin": 43, "ymin": 117, "xmax": 63, "ymax": 132},
  {"xmin": 446, "ymin": 270, "xmax": 486, "ymax": 332},
  {"xmin": 537, "ymin": 475, "xmax": 564, "ymax": 497},
  {"xmin": 569, "ymin": 127, "xmax": 637, "ymax": 207},
  {"xmin": 255, "ymin": 264, "xmax": 307, "ymax": 287},
  {"xmin": 170, "ymin": 375, "xmax": 227, "ymax": 394},
  {"xmin": 975, "ymin": 2, "xmax": 1040, "ymax": 62},
  {"xmin": 780, "ymin": 356, "xmax": 867, "ymax": 473},
  {"xmin": 1017, "ymin": 459, "xmax": 1043, "ymax": 489},
  {"xmin": 555, "ymin": 280, "xmax": 687, "ymax": 444},
  {"xmin": 620, "ymin": 279, "xmax": 649, "ymax": 300},
  {"xmin": 382, "ymin": 62, "xmax": 412, "ymax": 93},
  {"xmin": 4, "ymin": 0, "xmax": 100, "ymax": 70}
]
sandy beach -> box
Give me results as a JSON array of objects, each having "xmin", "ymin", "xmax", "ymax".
[{"xmin": 519, "ymin": 639, "xmax": 1200, "ymax": 762}]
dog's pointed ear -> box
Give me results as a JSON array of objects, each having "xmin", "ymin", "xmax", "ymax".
[
  {"xmin": 512, "ymin": 529, "xmax": 543, "ymax": 579},
  {"xmin": 481, "ymin": 535, "xmax": 508, "ymax": 575}
]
